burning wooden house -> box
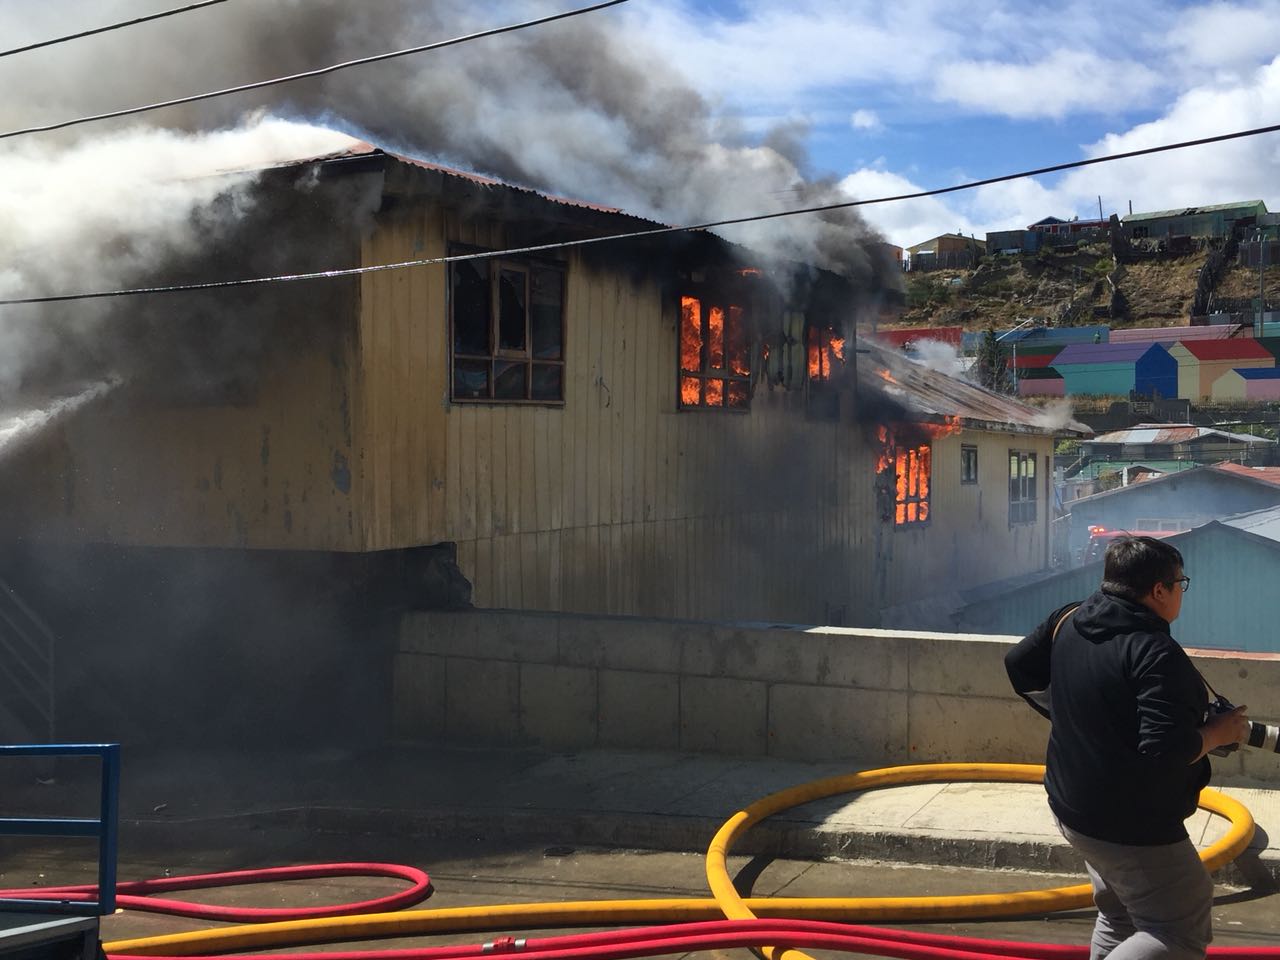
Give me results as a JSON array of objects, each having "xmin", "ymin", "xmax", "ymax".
[{"xmin": 0, "ymin": 141, "xmax": 1083, "ymax": 744}]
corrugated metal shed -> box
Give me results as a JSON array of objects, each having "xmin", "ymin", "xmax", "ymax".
[
  {"xmin": 1213, "ymin": 462, "xmax": 1280, "ymax": 485},
  {"xmin": 1123, "ymin": 200, "xmax": 1267, "ymax": 223},
  {"xmin": 1070, "ymin": 459, "xmax": 1201, "ymax": 481},
  {"xmin": 859, "ymin": 339, "xmax": 1088, "ymax": 436},
  {"xmin": 1088, "ymin": 425, "xmax": 1274, "ymax": 446}
]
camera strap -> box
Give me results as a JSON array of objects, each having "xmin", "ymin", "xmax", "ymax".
[{"xmin": 1051, "ymin": 604, "xmax": 1080, "ymax": 643}]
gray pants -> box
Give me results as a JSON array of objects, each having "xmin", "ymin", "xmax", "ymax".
[{"xmin": 1058, "ymin": 821, "xmax": 1214, "ymax": 960}]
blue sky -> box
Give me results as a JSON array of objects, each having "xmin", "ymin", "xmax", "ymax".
[{"xmin": 630, "ymin": 0, "xmax": 1280, "ymax": 247}]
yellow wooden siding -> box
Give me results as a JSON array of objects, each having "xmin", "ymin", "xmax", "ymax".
[
  {"xmin": 0, "ymin": 286, "xmax": 363, "ymax": 551},
  {"xmin": 873, "ymin": 431, "xmax": 1051, "ymax": 609},
  {"xmin": 354, "ymin": 201, "xmax": 892, "ymax": 622}
]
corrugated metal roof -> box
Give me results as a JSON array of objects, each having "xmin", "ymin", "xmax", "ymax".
[
  {"xmin": 1174, "ymin": 338, "xmax": 1273, "ymax": 360},
  {"xmin": 1123, "ymin": 200, "xmax": 1267, "ymax": 222},
  {"xmin": 1109, "ymin": 324, "xmax": 1242, "ymax": 343},
  {"xmin": 1071, "ymin": 459, "xmax": 1201, "ymax": 481},
  {"xmin": 1212, "ymin": 463, "xmax": 1280, "ymax": 485},
  {"xmin": 1088, "ymin": 424, "xmax": 1275, "ymax": 445},
  {"xmin": 1054, "ymin": 342, "xmax": 1165, "ymax": 364},
  {"xmin": 268, "ymin": 141, "xmax": 664, "ymax": 222},
  {"xmin": 860, "ymin": 339, "xmax": 1089, "ymax": 435},
  {"xmin": 1221, "ymin": 503, "xmax": 1280, "ymax": 543}
]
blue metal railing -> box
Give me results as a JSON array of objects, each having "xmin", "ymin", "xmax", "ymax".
[{"xmin": 0, "ymin": 744, "xmax": 119, "ymax": 916}]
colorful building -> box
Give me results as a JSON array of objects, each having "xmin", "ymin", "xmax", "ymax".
[
  {"xmin": 1051, "ymin": 342, "xmax": 1177, "ymax": 398},
  {"xmin": 1167, "ymin": 339, "xmax": 1275, "ymax": 400},
  {"xmin": 1211, "ymin": 367, "xmax": 1280, "ymax": 401}
]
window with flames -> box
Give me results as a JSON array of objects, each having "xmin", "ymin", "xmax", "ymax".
[
  {"xmin": 806, "ymin": 325, "xmax": 846, "ymax": 382},
  {"xmin": 679, "ymin": 295, "xmax": 751, "ymax": 409},
  {"xmin": 876, "ymin": 428, "xmax": 931, "ymax": 526}
]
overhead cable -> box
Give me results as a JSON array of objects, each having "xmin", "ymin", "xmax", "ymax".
[
  {"xmin": 0, "ymin": 0, "xmax": 632, "ymax": 141},
  {"xmin": 3, "ymin": 119, "xmax": 1279, "ymax": 307},
  {"xmin": 0, "ymin": 0, "xmax": 230, "ymax": 59}
]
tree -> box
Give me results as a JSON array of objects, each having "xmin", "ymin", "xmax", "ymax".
[{"xmin": 974, "ymin": 329, "xmax": 1013, "ymax": 394}]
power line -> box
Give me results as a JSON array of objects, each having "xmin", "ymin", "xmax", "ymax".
[
  {"xmin": 4, "ymin": 119, "xmax": 1280, "ymax": 307},
  {"xmin": 0, "ymin": 0, "xmax": 633, "ymax": 141},
  {"xmin": 0, "ymin": 0, "xmax": 230, "ymax": 59}
]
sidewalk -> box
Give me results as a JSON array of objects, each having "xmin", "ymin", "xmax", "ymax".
[{"xmin": 7, "ymin": 744, "xmax": 1279, "ymax": 887}]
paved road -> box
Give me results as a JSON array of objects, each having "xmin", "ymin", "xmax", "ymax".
[{"xmin": 3, "ymin": 822, "xmax": 1279, "ymax": 957}]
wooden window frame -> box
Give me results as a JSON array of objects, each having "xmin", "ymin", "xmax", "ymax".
[
  {"xmin": 961, "ymin": 444, "xmax": 979, "ymax": 485},
  {"xmin": 677, "ymin": 289, "xmax": 752, "ymax": 412},
  {"xmin": 448, "ymin": 245, "xmax": 567, "ymax": 405},
  {"xmin": 1009, "ymin": 449, "xmax": 1038, "ymax": 525}
]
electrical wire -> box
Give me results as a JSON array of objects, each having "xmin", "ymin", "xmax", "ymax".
[
  {"xmin": 0, "ymin": 0, "xmax": 633, "ymax": 142},
  {"xmin": 0, "ymin": 0, "xmax": 229, "ymax": 60},
  {"xmin": 3, "ymin": 119, "xmax": 1280, "ymax": 309}
]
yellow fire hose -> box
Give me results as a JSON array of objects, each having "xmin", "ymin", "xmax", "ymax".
[{"xmin": 105, "ymin": 763, "xmax": 1256, "ymax": 957}]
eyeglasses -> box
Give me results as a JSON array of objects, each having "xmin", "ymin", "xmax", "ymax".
[{"xmin": 1170, "ymin": 576, "xmax": 1191, "ymax": 593}]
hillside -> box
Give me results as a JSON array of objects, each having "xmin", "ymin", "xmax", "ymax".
[{"xmin": 892, "ymin": 241, "xmax": 1278, "ymax": 333}]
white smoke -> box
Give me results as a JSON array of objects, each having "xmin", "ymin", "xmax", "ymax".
[{"xmin": 908, "ymin": 338, "xmax": 970, "ymax": 379}]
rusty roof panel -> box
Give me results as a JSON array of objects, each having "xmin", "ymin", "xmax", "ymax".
[{"xmin": 859, "ymin": 339, "xmax": 1089, "ymax": 436}]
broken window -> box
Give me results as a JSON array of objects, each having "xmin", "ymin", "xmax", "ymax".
[
  {"xmin": 961, "ymin": 445, "xmax": 978, "ymax": 484},
  {"xmin": 450, "ymin": 251, "xmax": 565, "ymax": 403},
  {"xmin": 1009, "ymin": 450, "xmax": 1037, "ymax": 524},
  {"xmin": 679, "ymin": 294, "xmax": 750, "ymax": 410},
  {"xmin": 893, "ymin": 442, "xmax": 931, "ymax": 525}
]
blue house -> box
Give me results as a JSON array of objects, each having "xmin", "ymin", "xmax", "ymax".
[
  {"xmin": 948, "ymin": 503, "xmax": 1280, "ymax": 654},
  {"xmin": 1052, "ymin": 342, "xmax": 1177, "ymax": 398}
]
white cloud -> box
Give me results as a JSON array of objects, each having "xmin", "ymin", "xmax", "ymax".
[
  {"xmin": 938, "ymin": 50, "xmax": 1164, "ymax": 120},
  {"xmin": 850, "ymin": 109, "xmax": 883, "ymax": 132},
  {"xmin": 838, "ymin": 54, "xmax": 1280, "ymax": 248},
  {"xmin": 837, "ymin": 167, "xmax": 983, "ymax": 249}
]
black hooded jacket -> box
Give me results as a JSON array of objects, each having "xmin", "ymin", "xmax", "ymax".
[{"xmin": 1005, "ymin": 589, "xmax": 1210, "ymax": 845}]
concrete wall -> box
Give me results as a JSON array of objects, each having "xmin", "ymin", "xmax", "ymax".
[{"xmin": 394, "ymin": 609, "xmax": 1280, "ymax": 784}]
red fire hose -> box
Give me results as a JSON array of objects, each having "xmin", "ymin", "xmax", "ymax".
[{"xmin": 0, "ymin": 863, "xmax": 432, "ymax": 921}]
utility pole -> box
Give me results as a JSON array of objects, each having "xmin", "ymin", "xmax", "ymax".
[{"xmin": 1260, "ymin": 229, "xmax": 1269, "ymax": 339}]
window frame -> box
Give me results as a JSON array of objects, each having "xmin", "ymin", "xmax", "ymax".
[
  {"xmin": 677, "ymin": 287, "xmax": 752, "ymax": 412},
  {"xmin": 448, "ymin": 245, "xmax": 567, "ymax": 406},
  {"xmin": 960, "ymin": 444, "xmax": 979, "ymax": 485},
  {"xmin": 1009, "ymin": 449, "xmax": 1038, "ymax": 525}
]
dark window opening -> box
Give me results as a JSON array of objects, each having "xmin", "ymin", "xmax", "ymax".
[
  {"xmin": 450, "ymin": 250, "xmax": 565, "ymax": 404},
  {"xmin": 961, "ymin": 445, "xmax": 979, "ymax": 484}
]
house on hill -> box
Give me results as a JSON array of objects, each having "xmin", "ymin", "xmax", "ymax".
[
  {"xmin": 1122, "ymin": 201, "xmax": 1268, "ymax": 241},
  {"xmin": 1212, "ymin": 367, "xmax": 1280, "ymax": 401},
  {"xmin": 1051, "ymin": 342, "xmax": 1177, "ymax": 398},
  {"xmin": 1081, "ymin": 424, "xmax": 1274, "ymax": 465},
  {"xmin": 905, "ymin": 233, "xmax": 985, "ymax": 271},
  {"xmin": 1167, "ymin": 338, "xmax": 1274, "ymax": 400}
]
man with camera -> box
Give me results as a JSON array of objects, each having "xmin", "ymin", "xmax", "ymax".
[{"xmin": 1005, "ymin": 535, "xmax": 1251, "ymax": 960}]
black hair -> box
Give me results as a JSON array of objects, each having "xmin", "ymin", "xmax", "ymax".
[{"xmin": 1101, "ymin": 536, "xmax": 1184, "ymax": 602}]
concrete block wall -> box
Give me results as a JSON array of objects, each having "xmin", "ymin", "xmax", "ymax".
[{"xmin": 394, "ymin": 610, "xmax": 1280, "ymax": 783}]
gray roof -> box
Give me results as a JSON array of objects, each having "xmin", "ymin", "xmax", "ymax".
[
  {"xmin": 1220, "ymin": 503, "xmax": 1280, "ymax": 544},
  {"xmin": 1123, "ymin": 201, "xmax": 1267, "ymax": 223}
]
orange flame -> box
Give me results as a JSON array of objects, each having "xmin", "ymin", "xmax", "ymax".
[
  {"xmin": 680, "ymin": 297, "xmax": 702, "ymax": 376},
  {"xmin": 681, "ymin": 376, "xmax": 701, "ymax": 406},
  {"xmin": 922, "ymin": 415, "xmax": 963, "ymax": 439},
  {"xmin": 876, "ymin": 368, "xmax": 898, "ymax": 384},
  {"xmin": 708, "ymin": 306, "xmax": 725, "ymax": 369},
  {"xmin": 737, "ymin": 267, "xmax": 763, "ymax": 277},
  {"xmin": 808, "ymin": 326, "xmax": 847, "ymax": 381},
  {"xmin": 877, "ymin": 425, "xmax": 932, "ymax": 525}
]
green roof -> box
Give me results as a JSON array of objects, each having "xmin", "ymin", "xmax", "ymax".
[
  {"xmin": 1072, "ymin": 459, "xmax": 1203, "ymax": 481},
  {"xmin": 1123, "ymin": 201, "xmax": 1267, "ymax": 223}
]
